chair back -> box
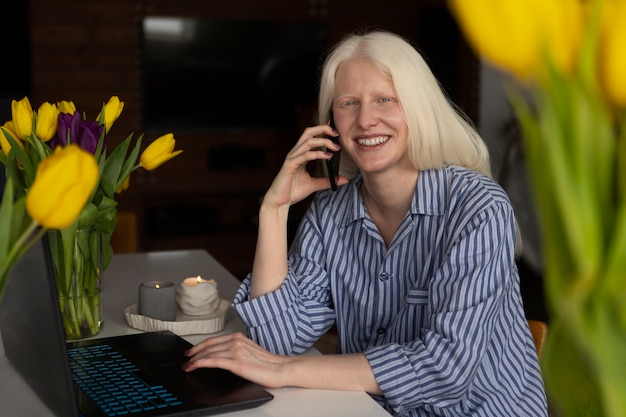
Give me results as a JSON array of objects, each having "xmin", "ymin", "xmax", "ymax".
[
  {"xmin": 111, "ymin": 210, "xmax": 139, "ymax": 253},
  {"xmin": 527, "ymin": 319, "xmax": 548, "ymax": 359}
]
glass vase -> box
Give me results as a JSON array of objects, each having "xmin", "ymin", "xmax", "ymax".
[{"xmin": 51, "ymin": 228, "xmax": 104, "ymax": 340}]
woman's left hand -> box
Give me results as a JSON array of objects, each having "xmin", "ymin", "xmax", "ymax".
[{"xmin": 182, "ymin": 332, "xmax": 290, "ymax": 389}]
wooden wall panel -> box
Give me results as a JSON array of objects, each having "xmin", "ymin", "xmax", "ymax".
[{"xmin": 29, "ymin": 0, "xmax": 143, "ymax": 133}]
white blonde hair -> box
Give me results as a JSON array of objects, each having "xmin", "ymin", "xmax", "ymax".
[
  {"xmin": 316, "ymin": 31, "xmax": 525, "ymax": 253},
  {"xmin": 317, "ymin": 30, "xmax": 492, "ymax": 179}
]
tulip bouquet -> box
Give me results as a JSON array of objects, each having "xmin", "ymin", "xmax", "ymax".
[
  {"xmin": 449, "ymin": 0, "xmax": 626, "ymax": 416},
  {"xmin": 0, "ymin": 96, "xmax": 182, "ymax": 339}
]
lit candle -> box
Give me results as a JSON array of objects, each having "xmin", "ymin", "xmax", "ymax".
[
  {"xmin": 138, "ymin": 281, "xmax": 176, "ymax": 321},
  {"xmin": 177, "ymin": 276, "xmax": 220, "ymax": 316}
]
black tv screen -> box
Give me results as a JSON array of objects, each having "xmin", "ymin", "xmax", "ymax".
[{"xmin": 142, "ymin": 17, "xmax": 328, "ymax": 131}]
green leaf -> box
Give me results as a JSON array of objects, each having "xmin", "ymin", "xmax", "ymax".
[
  {"xmin": 4, "ymin": 133, "xmax": 35, "ymax": 186},
  {"xmin": 93, "ymin": 110, "xmax": 107, "ymax": 162},
  {"xmin": 604, "ymin": 201, "xmax": 626, "ymax": 300},
  {"xmin": 542, "ymin": 318, "xmax": 604, "ymax": 417},
  {"xmin": 98, "ymin": 195, "xmax": 118, "ymax": 211},
  {"xmin": 77, "ymin": 203, "xmax": 98, "ymax": 229},
  {"xmin": 0, "ymin": 179, "xmax": 15, "ymax": 259},
  {"xmin": 3, "ymin": 151, "xmax": 27, "ymax": 193},
  {"xmin": 24, "ymin": 127, "xmax": 51, "ymax": 163},
  {"xmin": 116, "ymin": 133, "xmax": 143, "ymax": 190},
  {"xmin": 75, "ymin": 228, "xmax": 90, "ymax": 272},
  {"xmin": 58, "ymin": 224, "xmax": 78, "ymax": 294},
  {"xmin": 101, "ymin": 134, "xmax": 133, "ymax": 195},
  {"xmin": 0, "ymin": 191, "xmax": 35, "ymax": 302},
  {"xmin": 10, "ymin": 196, "xmax": 29, "ymax": 244},
  {"xmin": 94, "ymin": 201, "xmax": 117, "ymax": 235},
  {"xmin": 98, "ymin": 175, "xmax": 115, "ymax": 200},
  {"xmin": 102, "ymin": 233, "xmax": 113, "ymax": 270},
  {"xmin": 47, "ymin": 230, "xmax": 61, "ymax": 278}
]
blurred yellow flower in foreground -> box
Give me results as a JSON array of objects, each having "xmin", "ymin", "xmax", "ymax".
[
  {"xmin": 600, "ymin": 0, "xmax": 626, "ymax": 106},
  {"xmin": 448, "ymin": 0, "xmax": 584, "ymax": 81},
  {"xmin": 26, "ymin": 144, "xmax": 99, "ymax": 229},
  {"xmin": 449, "ymin": 0, "xmax": 626, "ymax": 416},
  {"xmin": 139, "ymin": 133, "xmax": 182, "ymax": 171}
]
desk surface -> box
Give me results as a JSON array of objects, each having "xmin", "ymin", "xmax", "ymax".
[{"xmin": 0, "ymin": 249, "xmax": 390, "ymax": 417}]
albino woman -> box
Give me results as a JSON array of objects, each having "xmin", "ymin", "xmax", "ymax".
[{"xmin": 184, "ymin": 31, "xmax": 548, "ymax": 417}]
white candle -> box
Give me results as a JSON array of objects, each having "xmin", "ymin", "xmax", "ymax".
[
  {"xmin": 138, "ymin": 281, "xmax": 176, "ymax": 321},
  {"xmin": 177, "ymin": 276, "xmax": 220, "ymax": 315}
]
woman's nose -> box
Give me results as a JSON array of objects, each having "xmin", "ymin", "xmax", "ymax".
[{"xmin": 356, "ymin": 105, "xmax": 378, "ymax": 128}]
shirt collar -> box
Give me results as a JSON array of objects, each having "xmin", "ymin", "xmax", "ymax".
[{"xmin": 338, "ymin": 168, "xmax": 446, "ymax": 228}]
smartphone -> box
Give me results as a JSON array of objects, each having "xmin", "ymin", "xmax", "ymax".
[{"xmin": 325, "ymin": 118, "xmax": 340, "ymax": 191}]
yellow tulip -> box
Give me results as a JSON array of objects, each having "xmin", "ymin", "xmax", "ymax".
[
  {"xmin": 600, "ymin": 0, "xmax": 626, "ymax": 107},
  {"xmin": 26, "ymin": 144, "xmax": 99, "ymax": 229},
  {"xmin": 35, "ymin": 102, "xmax": 60, "ymax": 141},
  {"xmin": 116, "ymin": 175, "xmax": 130, "ymax": 194},
  {"xmin": 97, "ymin": 96, "xmax": 124, "ymax": 133},
  {"xmin": 448, "ymin": 0, "xmax": 583, "ymax": 81},
  {"xmin": 57, "ymin": 100, "xmax": 77, "ymax": 115},
  {"xmin": 11, "ymin": 97, "xmax": 34, "ymax": 140},
  {"xmin": 0, "ymin": 122, "xmax": 23, "ymax": 156},
  {"xmin": 540, "ymin": 0, "xmax": 584, "ymax": 75},
  {"xmin": 139, "ymin": 133, "xmax": 182, "ymax": 171}
]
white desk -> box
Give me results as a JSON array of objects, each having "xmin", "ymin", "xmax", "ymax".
[{"xmin": 0, "ymin": 249, "xmax": 391, "ymax": 417}]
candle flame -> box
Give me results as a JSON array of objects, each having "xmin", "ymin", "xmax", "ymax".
[
  {"xmin": 197, "ymin": 276, "xmax": 202, "ymax": 283},
  {"xmin": 156, "ymin": 284, "xmax": 160, "ymax": 289}
]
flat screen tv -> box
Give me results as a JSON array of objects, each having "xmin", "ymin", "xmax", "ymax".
[{"xmin": 142, "ymin": 17, "xmax": 328, "ymax": 131}]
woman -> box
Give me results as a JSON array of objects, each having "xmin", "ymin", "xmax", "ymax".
[{"xmin": 184, "ymin": 31, "xmax": 548, "ymax": 417}]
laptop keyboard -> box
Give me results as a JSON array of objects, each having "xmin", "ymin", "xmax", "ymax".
[{"xmin": 68, "ymin": 344, "xmax": 183, "ymax": 416}]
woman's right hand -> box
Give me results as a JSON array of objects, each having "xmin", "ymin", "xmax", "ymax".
[
  {"xmin": 250, "ymin": 125, "xmax": 347, "ymax": 298},
  {"xmin": 263, "ymin": 125, "xmax": 345, "ymax": 209}
]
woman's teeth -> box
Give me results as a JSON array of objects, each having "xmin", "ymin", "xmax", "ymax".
[{"xmin": 357, "ymin": 136, "xmax": 389, "ymax": 146}]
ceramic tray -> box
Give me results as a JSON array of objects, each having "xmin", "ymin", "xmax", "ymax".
[{"xmin": 124, "ymin": 298, "xmax": 230, "ymax": 335}]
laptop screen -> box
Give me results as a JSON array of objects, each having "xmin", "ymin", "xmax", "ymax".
[{"xmin": 0, "ymin": 235, "xmax": 80, "ymax": 417}]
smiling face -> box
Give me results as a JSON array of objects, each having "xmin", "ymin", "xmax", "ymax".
[{"xmin": 332, "ymin": 58, "xmax": 412, "ymax": 177}]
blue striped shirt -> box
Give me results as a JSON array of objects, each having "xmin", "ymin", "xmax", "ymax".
[{"xmin": 233, "ymin": 166, "xmax": 548, "ymax": 416}]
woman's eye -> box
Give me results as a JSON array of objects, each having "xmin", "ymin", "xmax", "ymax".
[{"xmin": 379, "ymin": 97, "xmax": 393, "ymax": 103}]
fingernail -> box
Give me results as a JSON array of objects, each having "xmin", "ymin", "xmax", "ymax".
[{"xmin": 332, "ymin": 129, "xmax": 339, "ymax": 136}]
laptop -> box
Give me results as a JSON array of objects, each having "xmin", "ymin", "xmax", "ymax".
[{"xmin": 0, "ymin": 235, "xmax": 273, "ymax": 417}]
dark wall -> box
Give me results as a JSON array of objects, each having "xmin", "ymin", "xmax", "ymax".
[
  {"xmin": 2, "ymin": 2, "xmax": 30, "ymax": 117},
  {"xmin": 1, "ymin": 1, "xmax": 29, "ymax": 192}
]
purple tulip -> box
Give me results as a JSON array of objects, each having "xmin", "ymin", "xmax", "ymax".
[{"xmin": 51, "ymin": 111, "xmax": 105, "ymax": 154}]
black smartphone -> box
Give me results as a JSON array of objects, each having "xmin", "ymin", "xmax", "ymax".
[{"xmin": 325, "ymin": 118, "xmax": 340, "ymax": 191}]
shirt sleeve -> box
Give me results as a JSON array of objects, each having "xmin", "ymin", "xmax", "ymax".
[
  {"xmin": 232, "ymin": 200, "xmax": 337, "ymax": 355},
  {"xmin": 365, "ymin": 201, "xmax": 522, "ymax": 415}
]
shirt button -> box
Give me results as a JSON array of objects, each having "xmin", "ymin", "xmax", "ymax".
[
  {"xmin": 377, "ymin": 327, "xmax": 387, "ymax": 335},
  {"xmin": 379, "ymin": 272, "xmax": 391, "ymax": 282}
]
